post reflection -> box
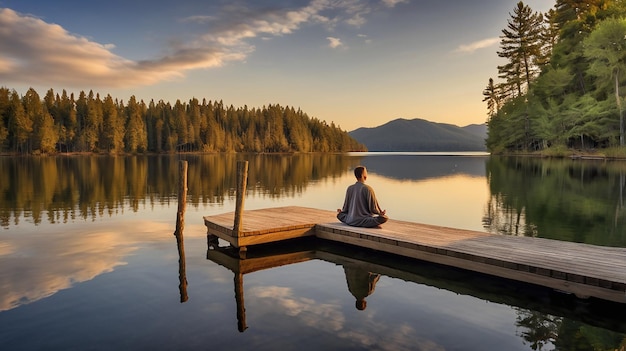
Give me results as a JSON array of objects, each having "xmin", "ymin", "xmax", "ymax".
[
  {"xmin": 204, "ymin": 236, "xmax": 626, "ymax": 347},
  {"xmin": 206, "ymin": 237, "xmax": 317, "ymax": 332},
  {"xmin": 174, "ymin": 229, "xmax": 188, "ymax": 303}
]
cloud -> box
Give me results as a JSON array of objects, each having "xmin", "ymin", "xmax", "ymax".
[
  {"xmin": 0, "ymin": 5, "xmax": 326, "ymax": 88},
  {"xmin": 0, "ymin": 1, "xmax": 403, "ymax": 89},
  {"xmin": 249, "ymin": 284, "xmax": 444, "ymax": 351},
  {"xmin": 381, "ymin": 0, "xmax": 409, "ymax": 7},
  {"xmin": 358, "ymin": 34, "xmax": 372, "ymax": 44},
  {"xmin": 454, "ymin": 37, "xmax": 499, "ymax": 54},
  {"xmin": 250, "ymin": 285, "xmax": 346, "ymax": 332},
  {"xmin": 0, "ymin": 8, "xmax": 191, "ymax": 88},
  {"xmin": 181, "ymin": 15, "xmax": 217, "ymax": 24},
  {"xmin": 0, "ymin": 220, "xmax": 172, "ymax": 312},
  {"xmin": 327, "ymin": 36, "xmax": 343, "ymax": 48}
]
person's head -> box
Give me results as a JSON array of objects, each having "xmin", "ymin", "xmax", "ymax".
[
  {"xmin": 356, "ymin": 298, "xmax": 367, "ymax": 310},
  {"xmin": 354, "ymin": 166, "xmax": 367, "ymax": 181}
]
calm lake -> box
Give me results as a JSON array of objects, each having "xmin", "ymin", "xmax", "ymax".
[{"xmin": 1, "ymin": 153, "xmax": 625, "ymax": 350}]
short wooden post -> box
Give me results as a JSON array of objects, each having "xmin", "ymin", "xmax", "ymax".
[{"xmin": 233, "ymin": 160, "xmax": 248, "ymax": 256}]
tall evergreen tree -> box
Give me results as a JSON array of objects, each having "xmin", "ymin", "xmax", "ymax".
[
  {"xmin": 23, "ymin": 88, "xmax": 54, "ymax": 153},
  {"xmin": 583, "ymin": 17, "xmax": 626, "ymax": 146},
  {"xmin": 483, "ymin": 78, "xmax": 502, "ymax": 118},
  {"xmin": 102, "ymin": 95, "xmax": 124, "ymax": 153},
  {"xmin": 0, "ymin": 88, "xmax": 10, "ymax": 149},
  {"xmin": 8, "ymin": 90, "xmax": 32, "ymax": 152},
  {"xmin": 498, "ymin": 2, "xmax": 545, "ymax": 97},
  {"xmin": 124, "ymin": 96, "xmax": 147, "ymax": 153}
]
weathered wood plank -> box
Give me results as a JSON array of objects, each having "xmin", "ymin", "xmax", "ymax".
[{"xmin": 204, "ymin": 206, "xmax": 626, "ymax": 303}]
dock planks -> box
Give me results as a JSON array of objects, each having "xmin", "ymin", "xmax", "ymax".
[{"xmin": 203, "ymin": 206, "xmax": 626, "ymax": 303}]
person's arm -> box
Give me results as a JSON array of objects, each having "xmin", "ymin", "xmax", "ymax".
[
  {"xmin": 338, "ymin": 188, "xmax": 350, "ymax": 213},
  {"xmin": 366, "ymin": 186, "xmax": 384, "ymax": 215}
]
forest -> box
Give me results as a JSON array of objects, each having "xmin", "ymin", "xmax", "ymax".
[
  {"xmin": 484, "ymin": 0, "xmax": 626, "ymax": 154},
  {"xmin": 0, "ymin": 87, "xmax": 366, "ymax": 154}
]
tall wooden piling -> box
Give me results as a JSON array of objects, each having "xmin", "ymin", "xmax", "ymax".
[
  {"xmin": 174, "ymin": 160, "xmax": 188, "ymax": 302},
  {"xmin": 233, "ymin": 161, "xmax": 248, "ymax": 237},
  {"xmin": 175, "ymin": 160, "xmax": 188, "ymax": 233},
  {"xmin": 233, "ymin": 161, "xmax": 249, "ymax": 256}
]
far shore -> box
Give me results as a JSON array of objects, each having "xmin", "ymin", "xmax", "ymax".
[{"xmin": 3, "ymin": 147, "xmax": 626, "ymax": 161}]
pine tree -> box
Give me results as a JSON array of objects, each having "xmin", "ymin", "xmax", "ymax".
[
  {"xmin": 124, "ymin": 96, "xmax": 147, "ymax": 153},
  {"xmin": 8, "ymin": 90, "xmax": 32, "ymax": 152},
  {"xmin": 482, "ymin": 78, "xmax": 502, "ymax": 118},
  {"xmin": 102, "ymin": 95, "xmax": 124, "ymax": 153},
  {"xmin": 583, "ymin": 17, "xmax": 626, "ymax": 146},
  {"xmin": 0, "ymin": 88, "xmax": 10, "ymax": 149},
  {"xmin": 498, "ymin": 2, "xmax": 545, "ymax": 96}
]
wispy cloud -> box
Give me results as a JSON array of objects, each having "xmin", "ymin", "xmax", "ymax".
[
  {"xmin": 358, "ymin": 34, "xmax": 372, "ymax": 44},
  {"xmin": 381, "ymin": 0, "xmax": 409, "ymax": 7},
  {"xmin": 327, "ymin": 36, "xmax": 343, "ymax": 48},
  {"xmin": 0, "ymin": 8, "xmax": 197, "ymax": 88},
  {"xmin": 0, "ymin": 1, "xmax": 408, "ymax": 89},
  {"xmin": 454, "ymin": 37, "xmax": 499, "ymax": 54}
]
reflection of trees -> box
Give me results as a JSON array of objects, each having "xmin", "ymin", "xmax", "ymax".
[
  {"xmin": 0, "ymin": 154, "xmax": 361, "ymax": 227},
  {"xmin": 515, "ymin": 307, "xmax": 626, "ymax": 351},
  {"xmin": 515, "ymin": 309, "xmax": 560, "ymax": 350},
  {"xmin": 483, "ymin": 157, "xmax": 626, "ymax": 247}
]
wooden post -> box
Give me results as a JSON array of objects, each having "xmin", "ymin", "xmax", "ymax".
[
  {"xmin": 233, "ymin": 160, "xmax": 248, "ymax": 238},
  {"xmin": 175, "ymin": 160, "xmax": 188, "ymax": 234},
  {"xmin": 174, "ymin": 160, "xmax": 188, "ymax": 302}
]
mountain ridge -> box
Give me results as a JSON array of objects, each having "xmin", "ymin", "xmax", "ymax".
[{"xmin": 349, "ymin": 118, "xmax": 487, "ymax": 152}]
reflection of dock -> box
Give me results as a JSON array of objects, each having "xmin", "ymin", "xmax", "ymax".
[
  {"xmin": 206, "ymin": 237, "xmax": 626, "ymax": 333},
  {"xmin": 204, "ymin": 206, "xmax": 626, "ymax": 304}
]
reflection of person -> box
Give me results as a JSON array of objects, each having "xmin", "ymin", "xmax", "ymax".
[
  {"xmin": 344, "ymin": 266, "xmax": 381, "ymax": 311},
  {"xmin": 337, "ymin": 166, "xmax": 388, "ymax": 228}
]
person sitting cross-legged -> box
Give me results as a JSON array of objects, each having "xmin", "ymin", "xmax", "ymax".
[{"xmin": 336, "ymin": 166, "xmax": 388, "ymax": 228}]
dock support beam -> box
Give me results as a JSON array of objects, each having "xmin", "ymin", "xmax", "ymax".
[{"xmin": 234, "ymin": 160, "xmax": 249, "ymax": 257}]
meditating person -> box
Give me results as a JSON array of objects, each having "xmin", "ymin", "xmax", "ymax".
[{"xmin": 337, "ymin": 166, "xmax": 388, "ymax": 228}]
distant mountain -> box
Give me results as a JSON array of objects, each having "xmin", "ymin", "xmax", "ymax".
[{"xmin": 349, "ymin": 118, "xmax": 487, "ymax": 152}]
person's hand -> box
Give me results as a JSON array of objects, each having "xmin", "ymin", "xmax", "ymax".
[
  {"xmin": 381, "ymin": 209, "xmax": 386, "ymax": 215},
  {"xmin": 337, "ymin": 208, "xmax": 341, "ymax": 213}
]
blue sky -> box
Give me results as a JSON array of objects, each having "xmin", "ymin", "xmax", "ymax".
[{"xmin": 0, "ymin": 0, "xmax": 553, "ymax": 131}]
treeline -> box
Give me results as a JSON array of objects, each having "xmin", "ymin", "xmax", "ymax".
[
  {"xmin": 484, "ymin": 0, "xmax": 626, "ymax": 153},
  {"xmin": 0, "ymin": 87, "xmax": 366, "ymax": 154}
]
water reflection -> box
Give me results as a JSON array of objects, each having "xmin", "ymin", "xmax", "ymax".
[
  {"xmin": 484, "ymin": 157, "xmax": 626, "ymax": 246},
  {"xmin": 0, "ymin": 154, "xmax": 361, "ymax": 227},
  {"xmin": 0, "ymin": 220, "xmax": 172, "ymax": 312},
  {"xmin": 358, "ymin": 154, "xmax": 487, "ymax": 181},
  {"xmin": 343, "ymin": 264, "xmax": 380, "ymax": 311},
  {"xmin": 6, "ymin": 154, "xmax": 626, "ymax": 247},
  {"xmin": 203, "ymin": 236, "xmax": 626, "ymax": 348}
]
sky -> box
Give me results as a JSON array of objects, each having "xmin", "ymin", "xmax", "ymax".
[{"xmin": 0, "ymin": 0, "xmax": 554, "ymax": 131}]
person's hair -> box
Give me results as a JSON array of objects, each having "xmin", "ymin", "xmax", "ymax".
[{"xmin": 354, "ymin": 166, "xmax": 365, "ymax": 179}]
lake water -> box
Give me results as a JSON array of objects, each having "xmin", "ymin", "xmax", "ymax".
[{"xmin": 1, "ymin": 153, "xmax": 625, "ymax": 350}]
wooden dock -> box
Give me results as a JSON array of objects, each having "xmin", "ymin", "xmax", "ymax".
[{"xmin": 203, "ymin": 206, "xmax": 626, "ymax": 303}]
